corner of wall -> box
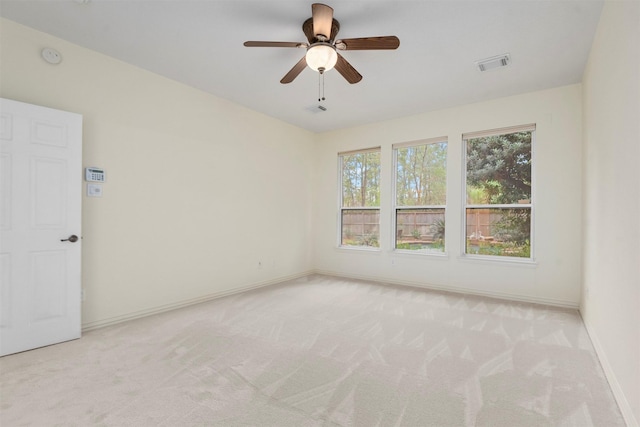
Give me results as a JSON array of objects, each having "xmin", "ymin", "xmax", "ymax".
[{"xmin": 580, "ymin": 1, "xmax": 640, "ymax": 426}]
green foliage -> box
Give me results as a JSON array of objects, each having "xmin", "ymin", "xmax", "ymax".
[
  {"xmin": 342, "ymin": 151, "xmax": 380, "ymax": 208},
  {"xmin": 397, "ymin": 142, "xmax": 447, "ymax": 206},
  {"xmin": 466, "ymin": 132, "xmax": 531, "ymax": 204},
  {"xmin": 430, "ymin": 240, "xmax": 445, "ymax": 250},
  {"xmin": 466, "ymin": 240, "xmax": 530, "ymax": 258},
  {"xmin": 430, "ymin": 218, "xmax": 446, "ymax": 241},
  {"xmin": 396, "ymin": 240, "xmax": 444, "ymax": 252},
  {"xmin": 466, "ymin": 131, "xmax": 532, "ymax": 256},
  {"xmin": 492, "ymin": 209, "xmax": 531, "ymax": 244},
  {"xmin": 357, "ymin": 234, "xmax": 379, "ymax": 247},
  {"xmin": 467, "ymin": 186, "xmax": 489, "ymax": 204}
]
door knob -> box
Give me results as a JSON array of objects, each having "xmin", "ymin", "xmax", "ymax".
[{"xmin": 61, "ymin": 235, "xmax": 79, "ymax": 243}]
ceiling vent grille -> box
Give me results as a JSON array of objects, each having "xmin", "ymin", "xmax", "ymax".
[{"xmin": 476, "ymin": 54, "xmax": 511, "ymax": 72}]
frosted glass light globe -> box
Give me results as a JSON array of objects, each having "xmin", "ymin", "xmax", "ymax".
[{"xmin": 305, "ymin": 44, "xmax": 338, "ymax": 72}]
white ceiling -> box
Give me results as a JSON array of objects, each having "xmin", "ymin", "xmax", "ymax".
[{"xmin": 1, "ymin": 0, "xmax": 604, "ymax": 133}]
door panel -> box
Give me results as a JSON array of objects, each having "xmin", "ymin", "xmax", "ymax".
[
  {"xmin": 32, "ymin": 157, "xmax": 67, "ymax": 228},
  {"xmin": 0, "ymin": 98, "xmax": 82, "ymax": 356},
  {"xmin": 31, "ymin": 120, "xmax": 68, "ymax": 148},
  {"xmin": 0, "ymin": 253, "xmax": 11, "ymax": 328},
  {"xmin": 31, "ymin": 250, "xmax": 68, "ymax": 322},
  {"xmin": 0, "ymin": 153, "xmax": 11, "ymax": 230}
]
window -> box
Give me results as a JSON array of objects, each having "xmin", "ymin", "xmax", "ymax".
[
  {"xmin": 394, "ymin": 138, "xmax": 447, "ymax": 252},
  {"xmin": 464, "ymin": 125, "xmax": 534, "ymax": 258},
  {"xmin": 339, "ymin": 148, "xmax": 380, "ymax": 248}
]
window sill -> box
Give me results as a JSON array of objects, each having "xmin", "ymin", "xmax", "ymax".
[
  {"xmin": 336, "ymin": 245, "xmax": 382, "ymax": 254},
  {"xmin": 457, "ymin": 254, "xmax": 538, "ymax": 267},
  {"xmin": 393, "ymin": 249, "xmax": 449, "ymax": 259}
]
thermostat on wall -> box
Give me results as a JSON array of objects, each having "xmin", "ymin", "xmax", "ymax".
[{"xmin": 85, "ymin": 167, "xmax": 105, "ymax": 182}]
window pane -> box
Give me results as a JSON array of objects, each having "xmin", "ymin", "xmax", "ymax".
[
  {"xmin": 466, "ymin": 131, "xmax": 532, "ymax": 205},
  {"xmin": 396, "ymin": 142, "xmax": 447, "ymax": 206},
  {"xmin": 342, "ymin": 151, "xmax": 380, "ymax": 208},
  {"xmin": 341, "ymin": 210, "xmax": 380, "ymax": 247},
  {"xmin": 465, "ymin": 208, "xmax": 531, "ymax": 257},
  {"xmin": 396, "ymin": 208, "xmax": 445, "ymax": 252}
]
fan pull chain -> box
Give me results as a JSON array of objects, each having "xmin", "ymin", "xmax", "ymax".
[
  {"xmin": 322, "ymin": 72, "xmax": 326, "ymax": 101},
  {"xmin": 318, "ymin": 68, "xmax": 326, "ymax": 102}
]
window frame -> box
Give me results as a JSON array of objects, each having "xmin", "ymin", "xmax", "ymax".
[
  {"xmin": 338, "ymin": 147, "xmax": 381, "ymax": 250},
  {"xmin": 462, "ymin": 124, "xmax": 535, "ymax": 261},
  {"xmin": 392, "ymin": 137, "xmax": 448, "ymax": 255}
]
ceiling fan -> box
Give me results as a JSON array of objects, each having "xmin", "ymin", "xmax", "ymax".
[{"xmin": 244, "ymin": 3, "xmax": 400, "ymax": 84}]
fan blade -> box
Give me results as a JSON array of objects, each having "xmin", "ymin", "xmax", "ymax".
[
  {"xmin": 280, "ymin": 56, "xmax": 307, "ymax": 84},
  {"xmin": 244, "ymin": 41, "xmax": 306, "ymax": 48},
  {"xmin": 334, "ymin": 53, "xmax": 362, "ymax": 84},
  {"xmin": 336, "ymin": 36, "xmax": 400, "ymax": 50},
  {"xmin": 312, "ymin": 3, "xmax": 333, "ymax": 39}
]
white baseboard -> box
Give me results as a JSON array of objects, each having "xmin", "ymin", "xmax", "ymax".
[
  {"xmin": 84, "ymin": 269, "xmax": 579, "ymax": 331},
  {"xmin": 83, "ymin": 269, "xmax": 578, "ymax": 332},
  {"xmin": 581, "ymin": 314, "xmax": 639, "ymax": 427},
  {"xmin": 81, "ymin": 270, "xmax": 314, "ymax": 332},
  {"xmin": 312, "ymin": 269, "xmax": 579, "ymax": 309}
]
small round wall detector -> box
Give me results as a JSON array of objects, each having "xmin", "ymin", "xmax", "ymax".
[{"xmin": 41, "ymin": 48, "xmax": 62, "ymax": 64}]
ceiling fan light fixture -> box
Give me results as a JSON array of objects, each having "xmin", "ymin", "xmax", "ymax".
[
  {"xmin": 244, "ymin": 3, "xmax": 398, "ymax": 84},
  {"xmin": 306, "ymin": 43, "xmax": 337, "ymax": 72}
]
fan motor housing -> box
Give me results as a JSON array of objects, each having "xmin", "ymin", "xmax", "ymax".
[{"xmin": 303, "ymin": 17, "xmax": 340, "ymax": 43}]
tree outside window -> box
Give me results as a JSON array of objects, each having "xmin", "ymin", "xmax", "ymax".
[
  {"xmin": 394, "ymin": 139, "xmax": 447, "ymax": 252},
  {"xmin": 464, "ymin": 125, "xmax": 534, "ymax": 258},
  {"xmin": 340, "ymin": 149, "xmax": 380, "ymax": 248}
]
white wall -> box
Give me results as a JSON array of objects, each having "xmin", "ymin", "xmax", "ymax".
[
  {"xmin": 0, "ymin": 19, "xmax": 316, "ymax": 329},
  {"xmin": 582, "ymin": 1, "xmax": 640, "ymax": 425},
  {"xmin": 313, "ymin": 85, "xmax": 584, "ymax": 307},
  {"xmin": 2, "ymin": 6, "xmax": 638, "ymax": 423}
]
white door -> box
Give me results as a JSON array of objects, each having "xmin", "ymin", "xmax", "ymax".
[{"xmin": 0, "ymin": 98, "xmax": 82, "ymax": 356}]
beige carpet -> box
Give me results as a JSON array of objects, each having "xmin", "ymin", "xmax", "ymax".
[{"xmin": 0, "ymin": 275, "xmax": 624, "ymax": 426}]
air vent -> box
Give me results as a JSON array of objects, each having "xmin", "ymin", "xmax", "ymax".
[
  {"xmin": 476, "ymin": 54, "xmax": 511, "ymax": 72},
  {"xmin": 304, "ymin": 104, "xmax": 328, "ymax": 113}
]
